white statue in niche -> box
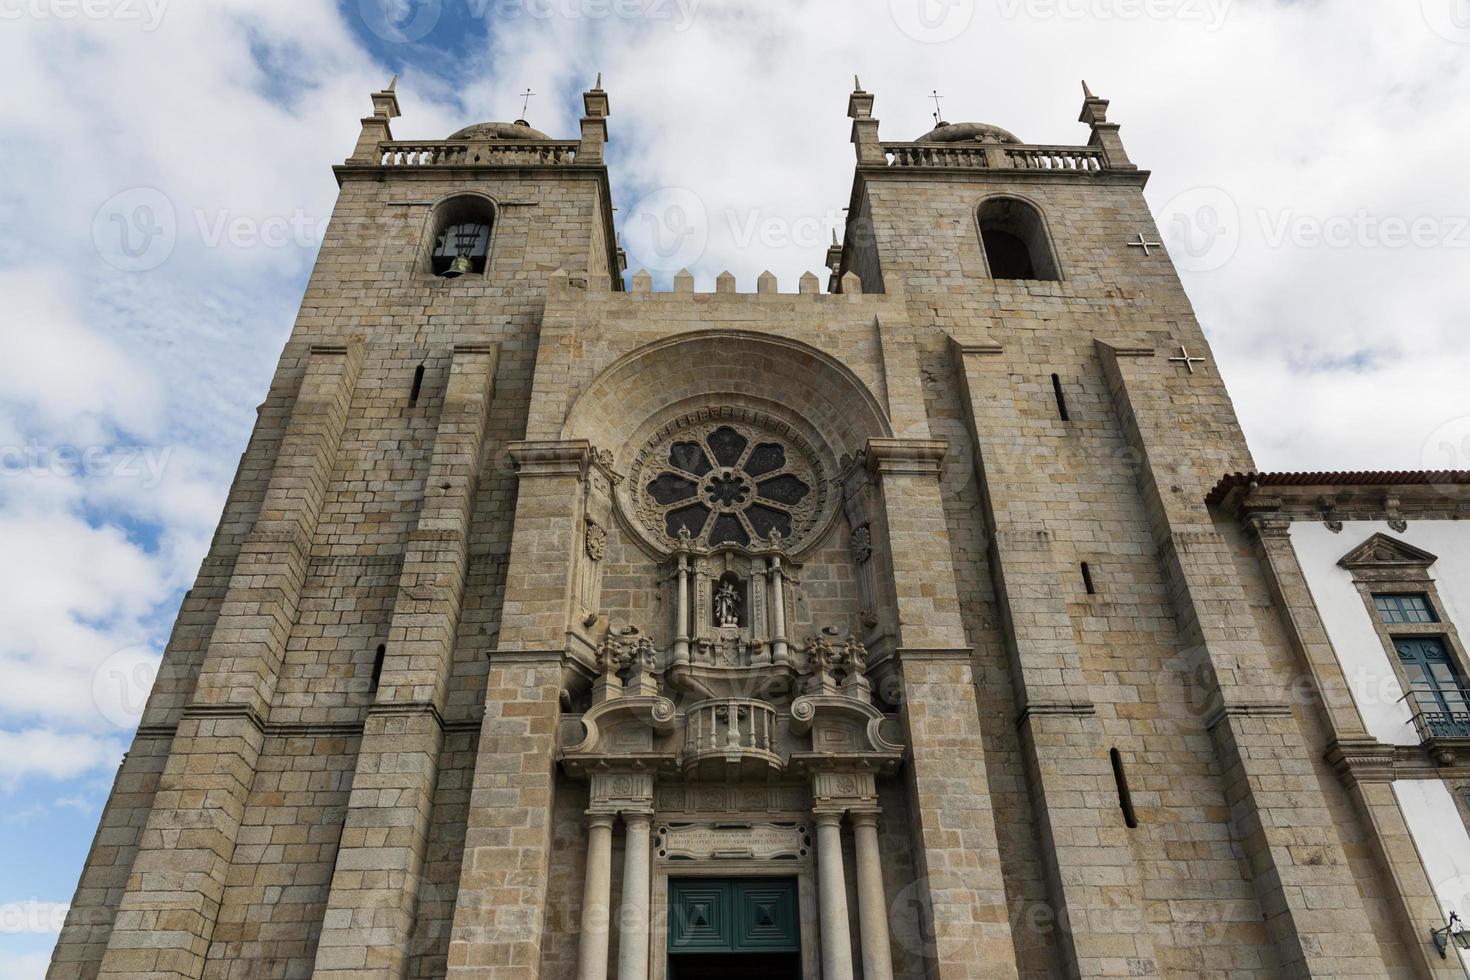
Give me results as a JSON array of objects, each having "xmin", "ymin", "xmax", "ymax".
[{"xmin": 714, "ymin": 581, "xmax": 741, "ymax": 627}]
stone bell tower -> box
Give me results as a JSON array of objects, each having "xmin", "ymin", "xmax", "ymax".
[
  {"xmin": 830, "ymin": 79, "xmax": 1418, "ymax": 978},
  {"xmin": 50, "ymin": 75, "xmax": 1445, "ymax": 980}
]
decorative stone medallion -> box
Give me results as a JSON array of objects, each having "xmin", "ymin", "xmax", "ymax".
[{"xmin": 585, "ymin": 520, "xmax": 607, "ymax": 561}]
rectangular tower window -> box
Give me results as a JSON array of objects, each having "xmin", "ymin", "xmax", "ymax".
[
  {"xmin": 1050, "ymin": 373, "xmax": 1070, "ymax": 421},
  {"xmin": 409, "ymin": 364, "xmax": 426, "ymax": 406},
  {"xmin": 369, "ymin": 643, "xmax": 386, "ymax": 694},
  {"xmin": 1080, "ymin": 562, "xmax": 1096, "ymax": 595},
  {"xmin": 1110, "ymin": 748, "xmax": 1138, "ymax": 828}
]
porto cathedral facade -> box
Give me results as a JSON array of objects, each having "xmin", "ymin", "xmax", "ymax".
[{"xmin": 49, "ymin": 77, "xmax": 1470, "ymax": 980}]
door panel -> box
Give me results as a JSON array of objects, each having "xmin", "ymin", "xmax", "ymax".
[{"xmin": 668, "ymin": 878, "xmax": 799, "ymax": 954}]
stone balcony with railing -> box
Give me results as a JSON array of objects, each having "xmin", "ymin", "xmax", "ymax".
[{"xmin": 683, "ymin": 697, "xmax": 783, "ymax": 781}]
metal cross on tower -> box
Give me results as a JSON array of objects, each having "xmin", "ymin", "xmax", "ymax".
[
  {"xmin": 520, "ymin": 88, "xmax": 535, "ymax": 118},
  {"xmin": 930, "ymin": 89, "xmax": 944, "ymax": 126},
  {"xmin": 1168, "ymin": 344, "xmax": 1208, "ymax": 374},
  {"xmin": 1127, "ymin": 233, "xmax": 1164, "ymax": 256}
]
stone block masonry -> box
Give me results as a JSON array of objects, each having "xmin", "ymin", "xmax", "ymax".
[{"xmin": 49, "ymin": 77, "xmax": 1449, "ymax": 980}]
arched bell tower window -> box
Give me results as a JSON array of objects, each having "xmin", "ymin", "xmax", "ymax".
[
  {"xmin": 978, "ymin": 197, "xmax": 1059, "ymax": 281},
  {"xmin": 428, "ymin": 195, "xmax": 495, "ymax": 278}
]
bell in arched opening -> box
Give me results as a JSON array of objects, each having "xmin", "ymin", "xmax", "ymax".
[{"xmin": 433, "ymin": 221, "xmax": 490, "ymax": 277}]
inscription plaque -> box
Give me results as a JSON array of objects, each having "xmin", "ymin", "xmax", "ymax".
[{"xmin": 657, "ymin": 822, "xmax": 810, "ymax": 861}]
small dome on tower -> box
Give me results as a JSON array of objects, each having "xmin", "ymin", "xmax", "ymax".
[
  {"xmin": 914, "ymin": 120, "xmax": 1022, "ymax": 145},
  {"xmin": 448, "ymin": 119, "xmax": 550, "ymax": 140}
]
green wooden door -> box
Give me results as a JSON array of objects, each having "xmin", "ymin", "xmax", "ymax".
[{"xmin": 668, "ymin": 878, "xmax": 799, "ymax": 954}]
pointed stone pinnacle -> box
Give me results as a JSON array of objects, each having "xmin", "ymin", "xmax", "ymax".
[
  {"xmin": 1082, "ymin": 79, "xmax": 1095, "ymax": 99},
  {"xmin": 854, "ymin": 75, "xmax": 863, "ymax": 92},
  {"xmin": 595, "ymin": 71, "xmax": 603, "ymax": 90}
]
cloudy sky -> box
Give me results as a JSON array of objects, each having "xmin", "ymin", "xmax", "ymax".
[{"xmin": 1, "ymin": 0, "xmax": 1467, "ymax": 973}]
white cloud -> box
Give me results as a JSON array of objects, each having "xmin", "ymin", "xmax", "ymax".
[
  {"xmin": 0, "ymin": 731, "xmax": 124, "ymax": 787},
  {"xmin": 0, "ymin": 268, "xmax": 161, "ymax": 437},
  {"xmin": 0, "ymin": 951, "xmax": 52, "ymax": 980}
]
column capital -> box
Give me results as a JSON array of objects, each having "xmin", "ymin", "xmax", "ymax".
[
  {"xmin": 586, "ymin": 811, "xmax": 617, "ymax": 829},
  {"xmin": 863, "ymin": 437, "xmax": 947, "ymax": 478},
  {"xmin": 1242, "ymin": 509, "xmax": 1292, "ymax": 541},
  {"xmin": 811, "ymin": 809, "xmax": 846, "ymax": 827},
  {"xmin": 848, "ymin": 808, "xmax": 881, "ymax": 828},
  {"xmin": 508, "ymin": 439, "xmax": 592, "ymax": 478},
  {"xmin": 621, "ymin": 810, "xmax": 654, "ymax": 826}
]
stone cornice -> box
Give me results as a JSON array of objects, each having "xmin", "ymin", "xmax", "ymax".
[
  {"xmin": 1016, "ymin": 702, "xmax": 1097, "ymax": 728},
  {"xmin": 891, "ymin": 647, "xmax": 972, "ymax": 663},
  {"xmin": 1324, "ymin": 737, "xmax": 1470, "ymax": 784},
  {"xmin": 1095, "ymin": 339, "xmax": 1156, "ymax": 359},
  {"xmin": 134, "ymin": 703, "xmax": 482, "ymax": 741},
  {"xmin": 1203, "ymin": 700, "xmax": 1294, "ymax": 733},
  {"xmin": 856, "ymin": 164, "xmax": 1151, "ymax": 188}
]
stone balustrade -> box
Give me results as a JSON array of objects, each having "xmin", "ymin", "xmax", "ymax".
[
  {"xmin": 1004, "ymin": 144, "xmax": 1105, "ymax": 171},
  {"xmin": 377, "ymin": 139, "xmax": 580, "ymax": 167},
  {"xmin": 881, "ymin": 142, "xmax": 991, "ymax": 169},
  {"xmin": 879, "ymin": 140, "xmax": 1106, "ymax": 172},
  {"xmin": 683, "ymin": 697, "xmax": 781, "ymax": 778}
]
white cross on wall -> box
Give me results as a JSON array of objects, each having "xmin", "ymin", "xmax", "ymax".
[
  {"xmin": 1168, "ymin": 344, "xmax": 1207, "ymax": 374},
  {"xmin": 1127, "ymin": 233, "xmax": 1164, "ymax": 256}
]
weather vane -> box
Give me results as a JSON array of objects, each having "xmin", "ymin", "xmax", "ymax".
[
  {"xmin": 520, "ymin": 88, "xmax": 535, "ymax": 118},
  {"xmin": 930, "ymin": 89, "xmax": 944, "ymax": 125}
]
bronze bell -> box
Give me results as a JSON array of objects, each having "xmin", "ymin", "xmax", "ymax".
[{"xmin": 444, "ymin": 253, "xmax": 473, "ymax": 278}]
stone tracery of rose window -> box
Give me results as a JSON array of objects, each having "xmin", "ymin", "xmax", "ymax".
[{"xmin": 635, "ymin": 419, "xmax": 821, "ymax": 550}]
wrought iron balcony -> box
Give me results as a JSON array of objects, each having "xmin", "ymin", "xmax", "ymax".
[{"xmin": 1412, "ymin": 708, "xmax": 1470, "ymax": 742}]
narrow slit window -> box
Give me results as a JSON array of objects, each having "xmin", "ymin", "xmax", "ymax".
[
  {"xmin": 1111, "ymin": 747, "xmax": 1138, "ymax": 828},
  {"xmin": 409, "ymin": 364, "xmax": 425, "ymax": 406},
  {"xmin": 1051, "ymin": 373, "xmax": 1070, "ymax": 421},
  {"xmin": 369, "ymin": 644, "xmax": 386, "ymax": 694},
  {"xmin": 1081, "ymin": 562, "xmax": 1096, "ymax": 595}
]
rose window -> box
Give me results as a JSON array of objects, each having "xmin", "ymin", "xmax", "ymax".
[{"xmin": 638, "ymin": 422, "xmax": 818, "ymax": 549}]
